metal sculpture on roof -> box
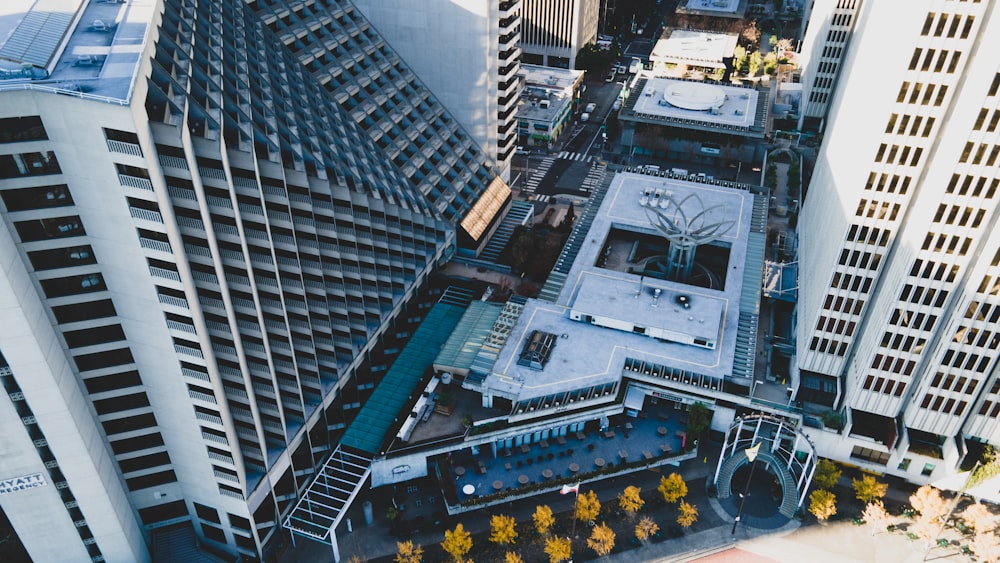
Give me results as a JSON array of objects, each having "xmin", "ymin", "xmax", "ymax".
[{"xmin": 644, "ymin": 192, "xmax": 735, "ymax": 282}]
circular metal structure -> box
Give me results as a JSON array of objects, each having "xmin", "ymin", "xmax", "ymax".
[
  {"xmin": 661, "ymin": 82, "xmax": 727, "ymax": 111},
  {"xmin": 713, "ymin": 414, "xmax": 817, "ymax": 519}
]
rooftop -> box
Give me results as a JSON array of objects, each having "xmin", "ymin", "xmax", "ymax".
[
  {"xmin": 520, "ymin": 63, "xmax": 583, "ymax": 92},
  {"xmin": 651, "ymin": 29, "xmax": 739, "ymax": 68},
  {"xmin": 630, "ymin": 78, "xmax": 759, "ymax": 128},
  {"xmin": 484, "ymin": 172, "xmax": 754, "ymax": 404},
  {"xmin": 0, "ymin": 0, "xmax": 151, "ymax": 104},
  {"xmin": 677, "ymin": 0, "xmax": 748, "ymax": 18}
]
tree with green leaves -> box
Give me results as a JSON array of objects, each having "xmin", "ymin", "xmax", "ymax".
[
  {"xmin": 852, "ymin": 475, "xmax": 888, "ymax": 504},
  {"xmin": 544, "ymin": 536, "xmax": 572, "ymax": 563},
  {"xmin": 658, "ymin": 473, "xmax": 688, "ymax": 504},
  {"xmin": 533, "ymin": 505, "xmax": 555, "ymax": 536},
  {"xmin": 441, "ymin": 523, "xmax": 472, "ymax": 563},
  {"xmin": 686, "ymin": 402, "xmax": 712, "ymax": 440},
  {"xmin": 618, "ymin": 485, "xmax": 644, "ymax": 519},
  {"xmin": 490, "ymin": 514, "xmax": 519, "ymax": 547},
  {"xmin": 395, "ymin": 540, "xmax": 423, "ymax": 563},
  {"xmin": 588, "ymin": 523, "xmax": 616, "ymax": 556},
  {"xmin": 809, "ymin": 489, "xmax": 837, "ymax": 522},
  {"xmin": 576, "ymin": 490, "xmax": 601, "ymax": 523},
  {"xmin": 812, "ymin": 459, "xmax": 842, "ymax": 490}
]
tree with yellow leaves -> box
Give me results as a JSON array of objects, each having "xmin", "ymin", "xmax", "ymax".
[
  {"xmin": 658, "ymin": 473, "xmax": 688, "ymax": 504},
  {"xmin": 808, "ymin": 489, "xmax": 837, "ymax": 522},
  {"xmin": 852, "ymin": 474, "xmax": 888, "ymax": 504},
  {"xmin": 504, "ymin": 552, "xmax": 524, "ymax": 563},
  {"xmin": 533, "ymin": 504, "xmax": 555, "ymax": 536},
  {"xmin": 962, "ymin": 502, "xmax": 998, "ymax": 534},
  {"xmin": 395, "ymin": 540, "xmax": 423, "ymax": 563},
  {"xmin": 970, "ymin": 532, "xmax": 1000, "ymax": 563},
  {"xmin": 862, "ymin": 501, "xmax": 892, "ymax": 536},
  {"xmin": 544, "ymin": 536, "xmax": 572, "ymax": 563},
  {"xmin": 489, "ymin": 514, "xmax": 519, "ymax": 547},
  {"xmin": 909, "ymin": 485, "xmax": 948, "ymax": 524},
  {"xmin": 635, "ymin": 516, "xmax": 660, "ymax": 543},
  {"xmin": 677, "ymin": 500, "xmax": 699, "ymax": 529},
  {"xmin": 441, "ymin": 523, "xmax": 472, "ymax": 563},
  {"xmin": 575, "ymin": 490, "xmax": 601, "ymax": 523},
  {"xmin": 618, "ymin": 485, "xmax": 645, "ymax": 519},
  {"xmin": 587, "ymin": 523, "xmax": 616, "ymax": 556}
]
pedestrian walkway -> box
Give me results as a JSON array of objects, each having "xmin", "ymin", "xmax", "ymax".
[
  {"xmin": 522, "ymin": 156, "xmax": 555, "ymax": 197},
  {"xmin": 557, "ymin": 151, "xmax": 593, "ymax": 162}
]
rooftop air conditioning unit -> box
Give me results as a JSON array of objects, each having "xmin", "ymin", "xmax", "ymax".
[{"xmin": 540, "ymin": 100, "xmax": 550, "ymax": 108}]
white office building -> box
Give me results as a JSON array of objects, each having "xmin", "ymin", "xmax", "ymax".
[
  {"xmin": 796, "ymin": 0, "xmax": 1000, "ymax": 482},
  {"xmin": 352, "ymin": 0, "xmax": 523, "ymax": 178},
  {"xmin": 796, "ymin": 0, "xmax": 864, "ymax": 132},
  {"xmin": 521, "ymin": 0, "xmax": 600, "ymax": 69},
  {"xmin": 0, "ymin": 0, "xmax": 509, "ymax": 561}
]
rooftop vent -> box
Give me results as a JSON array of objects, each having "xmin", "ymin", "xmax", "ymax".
[{"xmin": 675, "ymin": 294, "xmax": 691, "ymax": 308}]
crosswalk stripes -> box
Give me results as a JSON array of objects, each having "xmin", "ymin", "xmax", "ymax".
[
  {"xmin": 533, "ymin": 194, "xmax": 551, "ymax": 203},
  {"xmin": 556, "ymin": 151, "xmax": 592, "ymax": 162},
  {"xmin": 520, "ymin": 156, "xmax": 555, "ymax": 195}
]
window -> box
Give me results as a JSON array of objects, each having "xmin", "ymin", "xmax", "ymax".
[
  {"xmin": 126, "ymin": 470, "xmax": 177, "ymax": 491},
  {"xmin": 14, "ymin": 216, "xmax": 85, "ymax": 242},
  {"xmin": 40, "ymin": 273, "xmax": 106, "ymax": 298},
  {"xmin": 138, "ymin": 500, "xmax": 187, "ymax": 525},
  {"xmin": 118, "ymin": 451, "xmax": 171, "ymax": 474},
  {"xmin": 201, "ymin": 524, "xmax": 227, "ymax": 543},
  {"xmin": 83, "ymin": 370, "xmax": 142, "ymax": 394},
  {"xmin": 93, "ymin": 392, "xmax": 149, "ymax": 414},
  {"xmin": 101, "ymin": 413, "xmax": 158, "ymax": 435},
  {"xmin": 1, "ymin": 184, "xmax": 73, "ymax": 211},
  {"xmin": 0, "ymin": 116, "xmax": 47, "ymax": 143},
  {"xmin": 0, "ymin": 151, "xmax": 61, "ymax": 178},
  {"xmin": 109, "ymin": 432, "xmax": 165, "ymax": 454},
  {"xmin": 52, "ymin": 299, "xmax": 117, "ymax": 323},
  {"xmin": 195, "ymin": 503, "xmax": 221, "ymax": 524},
  {"xmin": 898, "ymin": 458, "xmax": 912, "ymax": 471},
  {"xmin": 922, "ymin": 463, "xmax": 935, "ymax": 476},
  {"xmin": 63, "ymin": 324, "xmax": 126, "ymax": 348},
  {"xmin": 27, "ymin": 246, "xmax": 96, "ymax": 271}
]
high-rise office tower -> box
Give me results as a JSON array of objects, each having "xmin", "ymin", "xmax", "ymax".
[
  {"xmin": 0, "ymin": 0, "xmax": 509, "ymax": 561},
  {"xmin": 796, "ymin": 0, "xmax": 864, "ymax": 132},
  {"xmin": 352, "ymin": 0, "xmax": 523, "ymax": 179},
  {"xmin": 520, "ymin": 0, "xmax": 600, "ymax": 69},
  {"xmin": 796, "ymin": 0, "xmax": 1000, "ymax": 482}
]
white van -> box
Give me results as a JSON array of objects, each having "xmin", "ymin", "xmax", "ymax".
[{"xmin": 584, "ymin": 102, "xmax": 597, "ymax": 113}]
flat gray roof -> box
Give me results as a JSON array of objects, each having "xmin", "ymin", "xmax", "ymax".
[
  {"xmin": 486, "ymin": 172, "xmax": 754, "ymax": 403},
  {"xmin": 650, "ymin": 29, "xmax": 738, "ymax": 68},
  {"xmin": 520, "ymin": 64, "xmax": 583, "ymax": 92},
  {"xmin": 571, "ymin": 273, "xmax": 724, "ymax": 342},
  {"xmin": 631, "ymin": 78, "xmax": 758, "ymax": 127},
  {"xmin": 0, "ymin": 0, "xmax": 151, "ymax": 104}
]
